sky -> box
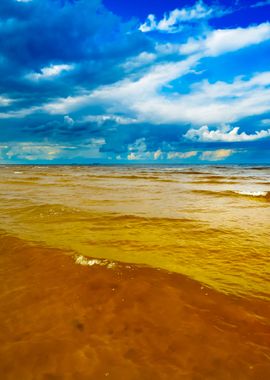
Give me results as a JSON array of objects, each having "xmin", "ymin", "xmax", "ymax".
[{"xmin": 0, "ymin": 0, "xmax": 270, "ymax": 164}]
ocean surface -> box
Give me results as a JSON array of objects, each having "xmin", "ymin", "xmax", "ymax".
[
  {"xmin": 0, "ymin": 165, "xmax": 269, "ymax": 379},
  {"xmin": 0, "ymin": 164, "xmax": 269, "ymax": 298}
]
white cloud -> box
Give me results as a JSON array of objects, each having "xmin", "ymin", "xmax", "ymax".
[
  {"xmin": 42, "ymin": 54, "xmax": 199, "ymax": 115},
  {"xmin": 184, "ymin": 124, "xmax": 270, "ymax": 142},
  {"xmin": 167, "ymin": 151, "xmax": 198, "ymax": 159},
  {"xmin": 251, "ymin": 0, "xmax": 270, "ymax": 8},
  {"xmin": 12, "ymin": 20, "xmax": 270, "ymax": 131},
  {"xmin": 180, "ymin": 22, "xmax": 270, "ymax": 56},
  {"xmin": 64, "ymin": 115, "xmax": 74, "ymax": 126},
  {"xmin": 41, "ymin": 68, "xmax": 270, "ymax": 126},
  {"xmin": 200, "ymin": 149, "xmax": 235, "ymax": 161},
  {"xmin": 261, "ymin": 119, "xmax": 270, "ymax": 125},
  {"xmin": 128, "ymin": 138, "xmax": 147, "ymax": 153},
  {"xmin": 0, "ymin": 96, "xmax": 12, "ymax": 106},
  {"xmin": 139, "ymin": 71, "xmax": 270, "ymax": 125},
  {"xmin": 122, "ymin": 52, "xmax": 156, "ymax": 71},
  {"xmin": 26, "ymin": 64, "xmax": 74, "ymax": 81},
  {"xmin": 127, "ymin": 152, "xmax": 140, "ymax": 160},
  {"xmin": 0, "ymin": 106, "xmax": 40, "ymax": 119},
  {"xmin": 154, "ymin": 149, "xmax": 163, "ymax": 160},
  {"xmin": 139, "ymin": 1, "xmax": 216, "ymax": 33},
  {"xmin": 83, "ymin": 114, "xmax": 138, "ymax": 125}
]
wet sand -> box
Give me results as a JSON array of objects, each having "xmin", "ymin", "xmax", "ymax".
[{"xmin": 0, "ymin": 233, "xmax": 269, "ymax": 380}]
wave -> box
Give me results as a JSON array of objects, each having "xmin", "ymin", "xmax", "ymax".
[
  {"xmin": 74, "ymin": 255, "xmax": 117, "ymax": 269},
  {"xmin": 82, "ymin": 174, "xmax": 178, "ymax": 182},
  {"xmin": 2, "ymin": 202, "xmax": 199, "ymax": 226},
  {"xmin": 248, "ymin": 166, "xmax": 270, "ymax": 171},
  {"xmin": 234, "ymin": 190, "xmax": 270, "ymax": 198},
  {"xmin": 193, "ymin": 189, "xmax": 270, "ymax": 202}
]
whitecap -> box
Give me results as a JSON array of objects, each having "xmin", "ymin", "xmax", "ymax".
[
  {"xmin": 74, "ymin": 255, "xmax": 117, "ymax": 269},
  {"xmin": 235, "ymin": 190, "xmax": 268, "ymax": 197},
  {"xmin": 75, "ymin": 256, "xmax": 102, "ymax": 266}
]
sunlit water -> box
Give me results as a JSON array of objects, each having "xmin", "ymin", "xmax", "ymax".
[
  {"xmin": 0, "ymin": 165, "xmax": 269, "ymax": 298},
  {"xmin": 0, "ymin": 165, "xmax": 270, "ymax": 379}
]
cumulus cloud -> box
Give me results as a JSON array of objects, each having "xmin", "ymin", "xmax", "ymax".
[
  {"xmin": 184, "ymin": 125, "xmax": 270, "ymax": 142},
  {"xmin": 200, "ymin": 149, "xmax": 236, "ymax": 161},
  {"xmin": 139, "ymin": 1, "xmax": 220, "ymax": 33}
]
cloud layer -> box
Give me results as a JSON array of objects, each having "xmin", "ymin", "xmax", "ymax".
[{"xmin": 0, "ymin": 0, "xmax": 269, "ymax": 163}]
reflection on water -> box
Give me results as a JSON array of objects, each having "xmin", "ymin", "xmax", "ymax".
[
  {"xmin": 0, "ymin": 165, "xmax": 269, "ymax": 298},
  {"xmin": 0, "ymin": 165, "xmax": 270, "ymax": 379}
]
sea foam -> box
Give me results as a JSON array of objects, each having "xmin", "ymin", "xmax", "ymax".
[
  {"xmin": 74, "ymin": 255, "xmax": 116, "ymax": 269},
  {"xmin": 235, "ymin": 190, "xmax": 268, "ymax": 197}
]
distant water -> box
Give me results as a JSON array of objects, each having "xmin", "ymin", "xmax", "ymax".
[{"xmin": 0, "ymin": 165, "xmax": 269, "ymax": 298}]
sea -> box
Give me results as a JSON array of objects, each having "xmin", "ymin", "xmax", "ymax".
[{"xmin": 0, "ymin": 165, "xmax": 269, "ymax": 379}]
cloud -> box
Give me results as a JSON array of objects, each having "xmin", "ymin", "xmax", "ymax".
[
  {"xmin": 261, "ymin": 119, "xmax": 270, "ymax": 125},
  {"xmin": 200, "ymin": 149, "xmax": 236, "ymax": 161},
  {"xmin": 83, "ymin": 114, "xmax": 138, "ymax": 125},
  {"xmin": 0, "ymin": 96, "xmax": 12, "ymax": 106},
  {"xmin": 0, "ymin": 0, "xmax": 270, "ymax": 163},
  {"xmin": 139, "ymin": 1, "xmax": 220, "ymax": 33},
  {"xmin": 41, "ymin": 54, "xmax": 199, "ymax": 116},
  {"xmin": 26, "ymin": 64, "xmax": 74, "ymax": 80},
  {"xmin": 0, "ymin": 139, "xmax": 106, "ymax": 162},
  {"xmin": 184, "ymin": 125, "xmax": 270, "ymax": 142},
  {"xmin": 64, "ymin": 115, "xmax": 74, "ymax": 126},
  {"xmin": 167, "ymin": 151, "xmax": 198, "ymax": 159},
  {"xmin": 2, "ymin": 142, "xmax": 64, "ymax": 161},
  {"xmin": 37, "ymin": 19, "xmax": 270, "ymax": 128},
  {"xmin": 0, "ymin": 0, "xmax": 150, "ymax": 116},
  {"xmin": 83, "ymin": 69, "xmax": 270, "ymax": 126},
  {"xmin": 127, "ymin": 152, "xmax": 140, "ymax": 160},
  {"xmin": 122, "ymin": 52, "xmax": 156, "ymax": 71},
  {"xmin": 251, "ymin": 0, "xmax": 270, "ymax": 8},
  {"xmin": 179, "ymin": 22, "xmax": 270, "ymax": 56},
  {"xmin": 153, "ymin": 149, "xmax": 163, "ymax": 160}
]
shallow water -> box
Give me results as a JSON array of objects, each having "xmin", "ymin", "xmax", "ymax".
[
  {"xmin": 0, "ymin": 233, "xmax": 270, "ymax": 380},
  {"xmin": 0, "ymin": 165, "xmax": 270, "ymax": 379},
  {"xmin": 0, "ymin": 165, "xmax": 269, "ymax": 298}
]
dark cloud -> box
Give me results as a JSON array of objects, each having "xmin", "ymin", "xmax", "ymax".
[{"xmin": 0, "ymin": 0, "xmax": 151, "ymax": 108}]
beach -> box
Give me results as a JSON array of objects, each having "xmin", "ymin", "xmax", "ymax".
[{"xmin": 0, "ymin": 165, "xmax": 269, "ymax": 379}]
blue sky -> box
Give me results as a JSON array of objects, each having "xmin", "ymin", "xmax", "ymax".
[{"xmin": 0, "ymin": 0, "xmax": 270, "ymax": 164}]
